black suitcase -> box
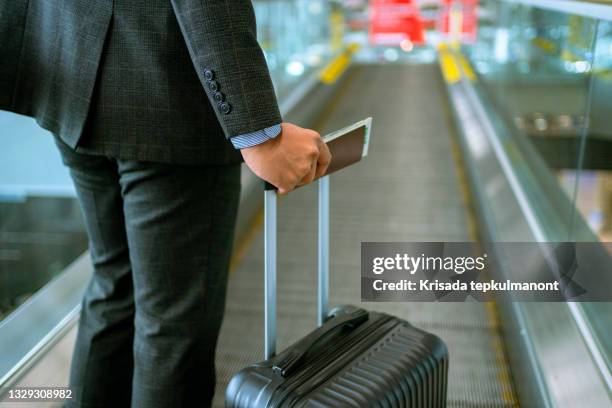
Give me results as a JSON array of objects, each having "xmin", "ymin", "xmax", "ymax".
[{"xmin": 226, "ymin": 148, "xmax": 448, "ymax": 407}]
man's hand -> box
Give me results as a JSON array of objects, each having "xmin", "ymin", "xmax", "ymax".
[{"xmin": 240, "ymin": 123, "xmax": 332, "ymax": 195}]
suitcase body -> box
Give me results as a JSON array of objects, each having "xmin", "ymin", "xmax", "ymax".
[
  {"xmin": 226, "ymin": 305, "xmax": 448, "ymax": 407},
  {"xmin": 226, "ymin": 137, "xmax": 449, "ymax": 407}
]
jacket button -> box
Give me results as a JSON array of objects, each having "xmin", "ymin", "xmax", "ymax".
[
  {"xmin": 213, "ymin": 91, "xmax": 225, "ymax": 102},
  {"xmin": 204, "ymin": 69, "xmax": 214, "ymax": 81},
  {"xmin": 207, "ymin": 80, "xmax": 219, "ymax": 92},
  {"xmin": 218, "ymin": 102, "xmax": 232, "ymax": 114}
]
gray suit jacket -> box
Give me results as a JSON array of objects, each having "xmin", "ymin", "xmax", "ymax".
[{"xmin": 0, "ymin": 0, "xmax": 281, "ymax": 164}]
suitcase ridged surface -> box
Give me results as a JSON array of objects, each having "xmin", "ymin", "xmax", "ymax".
[
  {"xmin": 297, "ymin": 318, "xmax": 448, "ymax": 407},
  {"xmin": 226, "ymin": 309, "xmax": 448, "ymax": 407}
]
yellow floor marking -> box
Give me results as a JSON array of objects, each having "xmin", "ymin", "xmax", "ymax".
[
  {"xmin": 438, "ymin": 49, "xmax": 461, "ymax": 84},
  {"xmin": 320, "ymin": 53, "xmax": 351, "ymax": 84},
  {"xmin": 458, "ymin": 52, "xmax": 476, "ymax": 81},
  {"xmin": 319, "ymin": 43, "xmax": 360, "ymax": 85}
]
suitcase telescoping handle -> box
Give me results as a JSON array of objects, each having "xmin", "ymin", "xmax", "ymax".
[{"xmin": 264, "ymin": 177, "xmax": 330, "ymax": 360}]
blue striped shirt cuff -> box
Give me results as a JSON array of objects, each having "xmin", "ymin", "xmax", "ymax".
[{"xmin": 230, "ymin": 124, "xmax": 282, "ymax": 149}]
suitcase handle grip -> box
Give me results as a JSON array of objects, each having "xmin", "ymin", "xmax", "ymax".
[{"xmin": 272, "ymin": 309, "xmax": 369, "ymax": 377}]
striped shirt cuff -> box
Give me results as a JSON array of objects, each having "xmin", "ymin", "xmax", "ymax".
[{"xmin": 230, "ymin": 123, "xmax": 282, "ymax": 149}]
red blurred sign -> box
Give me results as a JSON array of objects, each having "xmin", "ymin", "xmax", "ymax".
[
  {"xmin": 439, "ymin": 0, "xmax": 478, "ymax": 43},
  {"xmin": 369, "ymin": 0, "xmax": 425, "ymax": 46}
]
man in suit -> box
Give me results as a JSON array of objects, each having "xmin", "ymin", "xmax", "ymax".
[{"xmin": 1, "ymin": 0, "xmax": 331, "ymax": 406}]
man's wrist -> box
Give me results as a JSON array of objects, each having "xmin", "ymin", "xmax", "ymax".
[{"xmin": 230, "ymin": 123, "xmax": 282, "ymax": 149}]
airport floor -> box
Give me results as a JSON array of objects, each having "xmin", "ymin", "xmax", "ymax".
[{"xmin": 212, "ymin": 64, "xmax": 518, "ymax": 407}]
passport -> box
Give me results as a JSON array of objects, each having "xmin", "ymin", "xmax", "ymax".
[{"xmin": 322, "ymin": 117, "xmax": 372, "ymax": 176}]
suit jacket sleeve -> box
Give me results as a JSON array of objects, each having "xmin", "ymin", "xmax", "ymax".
[{"xmin": 171, "ymin": 0, "xmax": 282, "ymax": 139}]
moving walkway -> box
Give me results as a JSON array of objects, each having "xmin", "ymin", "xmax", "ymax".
[
  {"xmin": 212, "ymin": 62, "xmax": 518, "ymax": 407},
  {"xmin": 1, "ymin": 0, "xmax": 611, "ymax": 406}
]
